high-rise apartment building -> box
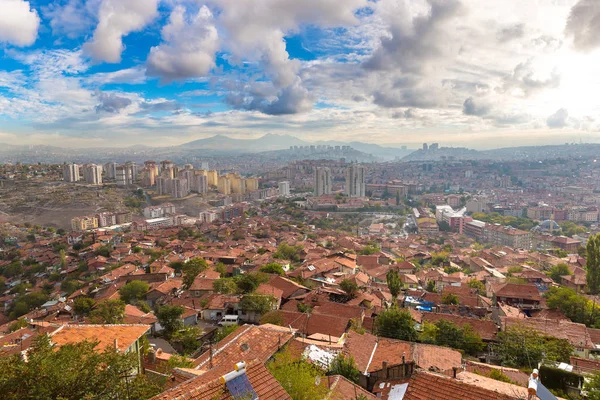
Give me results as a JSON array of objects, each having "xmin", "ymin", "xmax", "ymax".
[
  {"xmin": 191, "ymin": 174, "xmax": 207, "ymax": 194},
  {"xmin": 63, "ymin": 163, "xmax": 80, "ymax": 182},
  {"xmin": 103, "ymin": 162, "xmax": 117, "ymax": 180},
  {"xmin": 314, "ymin": 167, "xmax": 332, "ymax": 196},
  {"xmin": 82, "ymin": 164, "xmax": 103, "ymax": 185},
  {"xmin": 218, "ymin": 176, "xmax": 231, "ymax": 195},
  {"xmin": 141, "ymin": 167, "xmax": 155, "ymax": 187},
  {"xmin": 116, "ymin": 162, "xmax": 136, "ymax": 186},
  {"xmin": 245, "ymin": 177, "xmax": 259, "ymax": 192},
  {"xmin": 179, "ymin": 169, "xmax": 195, "ymax": 193},
  {"xmin": 200, "ymin": 161, "xmax": 209, "ymax": 170},
  {"xmin": 345, "ymin": 164, "xmax": 366, "ymax": 197},
  {"xmin": 207, "ymin": 170, "xmax": 218, "ymax": 186},
  {"xmin": 172, "ymin": 178, "xmax": 189, "ymax": 198},
  {"xmin": 278, "ymin": 181, "xmax": 290, "ymax": 196}
]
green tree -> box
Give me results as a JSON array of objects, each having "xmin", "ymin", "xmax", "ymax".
[
  {"xmin": 213, "ymin": 278, "xmax": 238, "ymax": 294},
  {"xmin": 260, "ymin": 311, "xmax": 284, "ymax": 326},
  {"xmin": 442, "ymin": 293, "xmax": 460, "ymax": 305},
  {"xmin": 386, "ymin": 269, "xmax": 402, "ymax": 303},
  {"xmin": 426, "ymin": 280, "xmax": 437, "ymax": 293},
  {"xmin": 214, "ymin": 325, "xmax": 240, "ymax": 342},
  {"xmin": 418, "ymin": 321, "xmax": 439, "ymax": 344},
  {"xmin": 156, "ymin": 305, "xmax": 184, "ymax": 338},
  {"xmin": 239, "ymin": 295, "xmax": 275, "ymax": 316},
  {"xmin": 374, "ymin": 307, "xmax": 417, "ymax": 341},
  {"xmin": 585, "ymin": 372, "xmax": 600, "ymax": 400},
  {"xmin": 495, "ymin": 325, "xmax": 573, "ymax": 367},
  {"xmin": 89, "ymin": 300, "xmax": 125, "ymax": 324},
  {"xmin": 8, "ymin": 319, "xmax": 28, "ymax": 333},
  {"xmin": 0, "ymin": 334, "xmax": 162, "ymax": 400},
  {"xmin": 59, "ymin": 249, "xmax": 67, "ymax": 269},
  {"xmin": 136, "ymin": 300, "xmax": 151, "ymax": 313},
  {"xmin": 467, "ymin": 279, "xmax": 485, "ymax": 295},
  {"xmin": 171, "ymin": 326, "xmax": 202, "ymax": 355},
  {"xmin": 589, "ymin": 234, "xmax": 600, "ymax": 294},
  {"xmin": 548, "ymin": 263, "xmax": 571, "ymax": 283},
  {"xmin": 73, "ymin": 297, "xmax": 95, "ymax": 316},
  {"xmin": 60, "ymin": 279, "xmax": 82, "ymax": 296},
  {"xmin": 235, "ymin": 272, "xmax": 268, "ymax": 293},
  {"xmin": 182, "ymin": 258, "xmax": 208, "ymax": 289},
  {"xmin": 118, "ymin": 280, "xmax": 150, "ymax": 304},
  {"xmin": 268, "ymin": 349, "xmax": 329, "ymax": 400},
  {"xmin": 273, "ymin": 243, "xmax": 304, "ymax": 262},
  {"xmin": 260, "ymin": 263, "xmax": 285, "ymax": 276},
  {"xmin": 328, "ymin": 353, "xmax": 360, "ymax": 383},
  {"xmin": 545, "ymin": 286, "xmax": 591, "ymax": 325},
  {"xmin": 340, "ymin": 279, "xmax": 359, "ymax": 298}
]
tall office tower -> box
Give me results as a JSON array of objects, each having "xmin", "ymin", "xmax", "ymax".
[
  {"xmin": 191, "ymin": 174, "xmax": 207, "ymax": 194},
  {"xmin": 171, "ymin": 178, "xmax": 189, "ymax": 198},
  {"xmin": 278, "ymin": 181, "xmax": 290, "ymax": 196},
  {"xmin": 141, "ymin": 167, "xmax": 155, "ymax": 187},
  {"xmin": 217, "ymin": 176, "xmax": 231, "ymax": 195},
  {"xmin": 103, "ymin": 162, "xmax": 117, "ymax": 180},
  {"xmin": 82, "ymin": 164, "xmax": 103, "ymax": 185},
  {"xmin": 314, "ymin": 167, "xmax": 332, "ymax": 196},
  {"xmin": 207, "ymin": 170, "xmax": 218, "ymax": 186},
  {"xmin": 345, "ymin": 163, "xmax": 366, "ymax": 197},
  {"xmin": 63, "ymin": 163, "xmax": 80, "ymax": 182}
]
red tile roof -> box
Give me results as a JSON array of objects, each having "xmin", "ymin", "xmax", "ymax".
[
  {"xmin": 420, "ymin": 312, "xmax": 498, "ymax": 341},
  {"xmin": 326, "ymin": 375, "xmax": 377, "ymax": 400},
  {"xmin": 50, "ymin": 324, "xmax": 150, "ymax": 352},
  {"xmin": 501, "ymin": 317, "xmax": 594, "ymax": 349}
]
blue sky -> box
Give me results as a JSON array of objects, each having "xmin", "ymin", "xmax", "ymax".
[{"xmin": 1, "ymin": 0, "xmax": 600, "ymax": 148}]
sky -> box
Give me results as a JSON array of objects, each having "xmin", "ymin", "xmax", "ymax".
[{"xmin": 0, "ymin": 0, "xmax": 600, "ymax": 149}]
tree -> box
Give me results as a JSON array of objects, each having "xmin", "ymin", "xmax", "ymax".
[
  {"xmin": 214, "ymin": 325, "xmax": 240, "ymax": 342},
  {"xmin": 268, "ymin": 348, "xmax": 329, "ymax": 400},
  {"xmin": 585, "ymin": 372, "xmax": 600, "ymax": 400},
  {"xmin": 588, "ymin": 234, "xmax": 600, "ymax": 294},
  {"xmin": 171, "ymin": 326, "xmax": 202, "ymax": 355},
  {"xmin": 239, "ymin": 295, "xmax": 275, "ymax": 316},
  {"xmin": 260, "ymin": 263, "xmax": 285, "ymax": 276},
  {"xmin": 386, "ymin": 269, "xmax": 402, "ymax": 303},
  {"xmin": 273, "ymin": 243, "xmax": 304, "ymax": 262},
  {"xmin": 545, "ymin": 286, "xmax": 595, "ymax": 326},
  {"xmin": 73, "ymin": 297, "xmax": 95, "ymax": 316},
  {"xmin": 8, "ymin": 319, "xmax": 28, "ymax": 333},
  {"xmin": 374, "ymin": 307, "xmax": 417, "ymax": 341},
  {"xmin": 136, "ymin": 300, "xmax": 151, "ymax": 313},
  {"xmin": 118, "ymin": 280, "xmax": 150, "ymax": 304},
  {"xmin": 418, "ymin": 321, "xmax": 439, "ymax": 344},
  {"xmin": 426, "ymin": 280, "xmax": 437, "ymax": 293},
  {"xmin": 441, "ymin": 293, "xmax": 460, "ymax": 305},
  {"xmin": 60, "ymin": 279, "xmax": 82, "ymax": 296},
  {"xmin": 59, "ymin": 249, "xmax": 67, "ymax": 269},
  {"xmin": 260, "ymin": 311, "xmax": 284, "ymax": 326},
  {"xmin": 182, "ymin": 258, "xmax": 208, "ymax": 289},
  {"xmin": 548, "ymin": 263, "xmax": 571, "ymax": 283},
  {"xmin": 213, "ymin": 278, "xmax": 238, "ymax": 294},
  {"xmin": 340, "ymin": 279, "xmax": 359, "ymax": 298},
  {"xmin": 0, "ymin": 334, "xmax": 162, "ymax": 400},
  {"xmin": 328, "ymin": 353, "xmax": 360, "ymax": 383},
  {"xmin": 467, "ymin": 279, "xmax": 485, "ymax": 295},
  {"xmin": 235, "ymin": 272, "xmax": 268, "ymax": 294},
  {"xmin": 89, "ymin": 300, "xmax": 125, "ymax": 324},
  {"xmin": 156, "ymin": 305, "xmax": 184, "ymax": 338}
]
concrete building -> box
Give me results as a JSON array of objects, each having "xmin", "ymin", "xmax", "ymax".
[
  {"xmin": 207, "ymin": 170, "xmax": 218, "ymax": 186},
  {"xmin": 190, "ymin": 174, "xmax": 207, "ymax": 194},
  {"xmin": 229, "ymin": 174, "xmax": 247, "ymax": 195},
  {"xmin": 96, "ymin": 212, "xmax": 116, "ymax": 227},
  {"xmin": 82, "ymin": 164, "xmax": 103, "ymax": 185},
  {"xmin": 345, "ymin": 163, "xmax": 366, "ymax": 197},
  {"xmin": 218, "ymin": 176, "xmax": 231, "ymax": 195},
  {"xmin": 116, "ymin": 162, "xmax": 136, "ymax": 186},
  {"xmin": 199, "ymin": 211, "xmax": 219, "ymax": 223},
  {"xmin": 483, "ymin": 224, "xmax": 531, "ymax": 249},
  {"xmin": 103, "ymin": 162, "xmax": 117, "ymax": 180},
  {"xmin": 246, "ymin": 178, "xmax": 259, "ymax": 192},
  {"xmin": 63, "ymin": 163, "xmax": 80, "ymax": 182},
  {"xmin": 172, "ymin": 178, "xmax": 189, "ymax": 198},
  {"xmin": 278, "ymin": 181, "xmax": 290, "ymax": 196},
  {"xmin": 71, "ymin": 216, "xmax": 98, "ymax": 231},
  {"xmin": 156, "ymin": 176, "xmax": 172, "ymax": 195},
  {"xmin": 145, "ymin": 217, "xmax": 173, "ymax": 229},
  {"xmin": 141, "ymin": 167, "xmax": 155, "ymax": 187},
  {"xmin": 314, "ymin": 167, "xmax": 332, "ymax": 196}
]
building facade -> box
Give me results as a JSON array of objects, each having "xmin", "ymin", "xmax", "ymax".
[
  {"xmin": 345, "ymin": 164, "xmax": 366, "ymax": 197},
  {"xmin": 314, "ymin": 167, "xmax": 332, "ymax": 196}
]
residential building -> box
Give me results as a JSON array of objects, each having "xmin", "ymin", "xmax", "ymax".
[
  {"xmin": 62, "ymin": 163, "xmax": 80, "ymax": 182},
  {"xmin": 207, "ymin": 170, "xmax": 218, "ymax": 186},
  {"xmin": 345, "ymin": 163, "xmax": 366, "ymax": 197},
  {"xmin": 278, "ymin": 181, "xmax": 290, "ymax": 196},
  {"xmin": 82, "ymin": 164, "xmax": 103, "ymax": 185},
  {"xmin": 314, "ymin": 167, "xmax": 332, "ymax": 196},
  {"xmin": 483, "ymin": 224, "xmax": 531, "ymax": 249},
  {"xmin": 190, "ymin": 174, "xmax": 207, "ymax": 194},
  {"xmin": 103, "ymin": 162, "xmax": 117, "ymax": 180},
  {"xmin": 145, "ymin": 217, "xmax": 173, "ymax": 229},
  {"xmin": 218, "ymin": 176, "xmax": 231, "ymax": 195},
  {"xmin": 172, "ymin": 178, "xmax": 189, "ymax": 198},
  {"xmin": 71, "ymin": 216, "xmax": 98, "ymax": 231},
  {"xmin": 115, "ymin": 211, "xmax": 132, "ymax": 224},
  {"xmin": 116, "ymin": 162, "xmax": 136, "ymax": 186},
  {"xmin": 246, "ymin": 177, "xmax": 259, "ymax": 192},
  {"xmin": 96, "ymin": 212, "xmax": 116, "ymax": 227}
]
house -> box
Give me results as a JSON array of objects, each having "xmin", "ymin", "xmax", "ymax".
[
  {"xmin": 561, "ymin": 274, "xmax": 587, "ymax": 293},
  {"xmin": 268, "ymin": 275, "xmax": 310, "ymax": 301},
  {"xmin": 49, "ymin": 324, "xmax": 150, "ymax": 373},
  {"xmin": 200, "ymin": 294, "xmax": 240, "ymax": 321},
  {"xmin": 493, "ymin": 282, "xmax": 541, "ymax": 309},
  {"xmin": 146, "ymin": 278, "xmax": 183, "ymax": 307},
  {"xmin": 152, "ymin": 359, "xmax": 291, "ymax": 400}
]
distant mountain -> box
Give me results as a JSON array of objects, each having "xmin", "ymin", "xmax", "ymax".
[{"xmin": 180, "ymin": 133, "xmax": 307, "ymax": 152}]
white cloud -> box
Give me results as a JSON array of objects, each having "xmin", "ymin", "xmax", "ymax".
[
  {"xmin": 0, "ymin": 0, "xmax": 40, "ymax": 46},
  {"xmin": 43, "ymin": 0, "xmax": 101, "ymax": 39},
  {"xmin": 84, "ymin": 0, "xmax": 159, "ymax": 63},
  {"xmin": 547, "ymin": 108, "xmax": 568, "ymax": 128},
  {"xmin": 146, "ymin": 5, "xmax": 219, "ymax": 82}
]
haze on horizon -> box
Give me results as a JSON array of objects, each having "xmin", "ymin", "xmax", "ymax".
[{"xmin": 0, "ymin": 0, "xmax": 599, "ymax": 149}]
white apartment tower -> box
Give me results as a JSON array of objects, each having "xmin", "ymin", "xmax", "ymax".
[
  {"xmin": 314, "ymin": 167, "xmax": 332, "ymax": 196},
  {"xmin": 345, "ymin": 163, "xmax": 366, "ymax": 197},
  {"xmin": 278, "ymin": 181, "xmax": 290, "ymax": 196},
  {"xmin": 82, "ymin": 164, "xmax": 103, "ymax": 185},
  {"xmin": 63, "ymin": 163, "xmax": 80, "ymax": 182},
  {"xmin": 103, "ymin": 162, "xmax": 117, "ymax": 180}
]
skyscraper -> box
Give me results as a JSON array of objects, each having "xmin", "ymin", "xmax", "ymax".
[
  {"xmin": 82, "ymin": 164, "xmax": 103, "ymax": 185},
  {"xmin": 345, "ymin": 163, "xmax": 366, "ymax": 197},
  {"xmin": 314, "ymin": 167, "xmax": 332, "ymax": 196},
  {"xmin": 63, "ymin": 163, "xmax": 80, "ymax": 182}
]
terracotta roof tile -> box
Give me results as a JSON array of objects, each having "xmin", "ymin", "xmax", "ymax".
[
  {"xmin": 326, "ymin": 375, "xmax": 377, "ymax": 400},
  {"xmin": 50, "ymin": 324, "xmax": 150, "ymax": 352}
]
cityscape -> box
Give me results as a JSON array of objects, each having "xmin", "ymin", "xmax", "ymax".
[{"xmin": 2, "ymin": 1, "xmax": 600, "ymax": 400}]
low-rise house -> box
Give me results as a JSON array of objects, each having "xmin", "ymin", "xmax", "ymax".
[{"xmin": 493, "ymin": 282, "xmax": 541, "ymax": 309}]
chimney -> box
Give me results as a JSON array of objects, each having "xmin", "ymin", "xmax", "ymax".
[
  {"xmin": 382, "ymin": 361, "xmax": 388, "ymax": 379},
  {"xmin": 452, "ymin": 367, "xmax": 458, "ymax": 379},
  {"xmin": 114, "ymin": 338, "xmax": 118, "ymax": 350}
]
